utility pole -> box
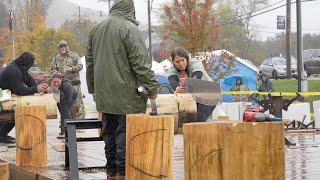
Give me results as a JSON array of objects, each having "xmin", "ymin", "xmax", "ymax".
[
  {"xmin": 78, "ymin": 6, "xmax": 81, "ymax": 44},
  {"xmin": 286, "ymin": 0, "xmax": 291, "ymax": 79},
  {"xmin": 72, "ymin": 6, "xmax": 88, "ymax": 45},
  {"xmin": 148, "ymin": 0, "xmax": 152, "ymax": 60},
  {"xmin": 296, "ymin": 0, "xmax": 307, "ymax": 92}
]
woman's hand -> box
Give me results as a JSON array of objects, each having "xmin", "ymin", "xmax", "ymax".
[{"xmin": 176, "ymin": 86, "xmax": 185, "ymax": 93}]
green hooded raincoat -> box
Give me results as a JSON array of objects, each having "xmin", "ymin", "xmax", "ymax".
[{"xmin": 85, "ymin": 0, "xmax": 158, "ymax": 114}]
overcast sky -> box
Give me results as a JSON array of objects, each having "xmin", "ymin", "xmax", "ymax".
[{"xmin": 68, "ymin": 0, "xmax": 320, "ymax": 40}]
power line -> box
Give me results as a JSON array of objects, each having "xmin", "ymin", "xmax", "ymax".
[{"xmin": 222, "ymin": 0, "xmax": 320, "ymax": 25}]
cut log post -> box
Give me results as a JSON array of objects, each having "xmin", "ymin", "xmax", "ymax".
[
  {"xmin": 176, "ymin": 94, "xmax": 197, "ymax": 124},
  {"xmin": 0, "ymin": 160, "xmax": 9, "ymax": 180},
  {"xmin": 183, "ymin": 122, "xmax": 222, "ymax": 180},
  {"xmin": 15, "ymin": 106, "xmax": 47, "ymax": 167},
  {"xmin": 126, "ymin": 114, "xmax": 174, "ymax": 180},
  {"xmin": 146, "ymin": 94, "xmax": 179, "ymax": 133},
  {"xmin": 183, "ymin": 122, "xmax": 285, "ymax": 180},
  {"xmin": 2, "ymin": 93, "xmax": 57, "ymax": 119}
]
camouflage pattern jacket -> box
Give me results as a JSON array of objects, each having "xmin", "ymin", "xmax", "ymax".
[{"xmin": 51, "ymin": 51, "xmax": 83, "ymax": 84}]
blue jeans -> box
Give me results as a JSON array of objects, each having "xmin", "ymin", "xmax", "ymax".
[{"xmin": 102, "ymin": 113, "xmax": 126, "ymax": 176}]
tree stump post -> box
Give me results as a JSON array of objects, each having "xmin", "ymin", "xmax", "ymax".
[
  {"xmin": 126, "ymin": 114, "xmax": 174, "ymax": 180},
  {"xmin": 15, "ymin": 106, "xmax": 47, "ymax": 167}
]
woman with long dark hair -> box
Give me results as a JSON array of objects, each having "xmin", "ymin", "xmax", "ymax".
[{"xmin": 167, "ymin": 48, "xmax": 215, "ymax": 122}]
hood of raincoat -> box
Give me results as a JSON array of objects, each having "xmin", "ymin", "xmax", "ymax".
[{"xmin": 110, "ymin": 0, "xmax": 139, "ymax": 26}]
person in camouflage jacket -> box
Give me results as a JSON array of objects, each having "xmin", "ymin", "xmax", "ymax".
[{"xmin": 51, "ymin": 40, "xmax": 85, "ymax": 119}]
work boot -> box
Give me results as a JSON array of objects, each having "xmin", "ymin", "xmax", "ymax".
[{"xmin": 0, "ymin": 136, "xmax": 15, "ymax": 143}]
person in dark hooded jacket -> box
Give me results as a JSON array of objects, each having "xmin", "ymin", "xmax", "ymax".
[{"xmin": 0, "ymin": 52, "xmax": 48, "ymax": 143}]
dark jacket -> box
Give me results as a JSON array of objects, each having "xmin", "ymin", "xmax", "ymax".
[
  {"xmin": 59, "ymin": 80, "xmax": 77, "ymax": 107},
  {"xmin": 258, "ymin": 78, "xmax": 275, "ymax": 92},
  {"xmin": 85, "ymin": 0, "xmax": 158, "ymax": 114},
  {"xmin": 57, "ymin": 80, "xmax": 78, "ymax": 123},
  {"xmin": 0, "ymin": 53, "xmax": 38, "ymax": 96}
]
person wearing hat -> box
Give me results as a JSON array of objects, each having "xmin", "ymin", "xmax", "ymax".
[
  {"xmin": 51, "ymin": 72, "xmax": 77, "ymax": 138},
  {"xmin": 51, "ymin": 40, "xmax": 85, "ymax": 120}
]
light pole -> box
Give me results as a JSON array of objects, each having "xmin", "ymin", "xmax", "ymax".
[{"xmin": 296, "ymin": 0, "xmax": 308, "ymax": 92}]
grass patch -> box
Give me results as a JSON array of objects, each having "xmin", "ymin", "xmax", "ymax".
[{"xmin": 269, "ymin": 79, "xmax": 320, "ymax": 113}]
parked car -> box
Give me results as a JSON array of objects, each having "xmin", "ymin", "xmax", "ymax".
[
  {"xmin": 303, "ymin": 49, "xmax": 320, "ymax": 76},
  {"xmin": 259, "ymin": 57, "xmax": 297, "ymax": 79}
]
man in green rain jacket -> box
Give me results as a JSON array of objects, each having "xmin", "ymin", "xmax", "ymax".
[{"xmin": 85, "ymin": 0, "xmax": 158, "ymax": 179}]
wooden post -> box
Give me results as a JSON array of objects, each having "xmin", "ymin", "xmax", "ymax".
[
  {"xmin": 126, "ymin": 114, "xmax": 174, "ymax": 180},
  {"xmin": 183, "ymin": 122, "xmax": 285, "ymax": 180},
  {"xmin": 183, "ymin": 122, "xmax": 222, "ymax": 180},
  {"xmin": 147, "ymin": 94, "xmax": 179, "ymax": 133},
  {"xmin": 15, "ymin": 106, "xmax": 47, "ymax": 167},
  {"xmin": 0, "ymin": 160, "xmax": 9, "ymax": 180},
  {"xmin": 176, "ymin": 94, "xmax": 197, "ymax": 124}
]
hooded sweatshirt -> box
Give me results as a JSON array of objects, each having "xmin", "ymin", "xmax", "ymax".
[
  {"xmin": 0, "ymin": 52, "xmax": 38, "ymax": 95},
  {"xmin": 258, "ymin": 75, "xmax": 275, "ymax": 92}
]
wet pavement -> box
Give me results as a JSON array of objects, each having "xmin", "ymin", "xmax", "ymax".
[
  {"xmin": 285, "ymin": 132, "xmax": 320, "ymax": 180},
  {"xmin": 1, "ymin": 121, "xmax": 320, "ymax": 180}
]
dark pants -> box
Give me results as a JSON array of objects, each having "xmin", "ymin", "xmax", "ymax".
[
  {"xmin": 197, "ymin": 103, "xmax": 216, "ymax": 122},
  {"xmin": 0, "ymin": 121, "xmax": 15, "ymax": 137},
  {"xmin": 57, "ymin": 103, "xmax": 72, "ymax": 134},
  {"xmin": 102, "ymin": 113, "xmax": 126, "ymax": 176}
]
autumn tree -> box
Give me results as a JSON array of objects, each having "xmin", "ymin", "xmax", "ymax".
[
  {"xmin": 0, "ymin": 0, "xmax": 81, "ymax": 73},
  {"xmin": 160, "ymin": 0, "xmax": 220, "ymax": 56}
]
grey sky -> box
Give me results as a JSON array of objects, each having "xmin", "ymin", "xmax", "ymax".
[{"xmin": 68, "ymin": 0, "xmax": 320, "ymax": 40}]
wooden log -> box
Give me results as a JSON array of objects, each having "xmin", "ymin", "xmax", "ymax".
[
  {"xmin": 183, "ymin": 122, "xmax": 222, "ymax": 180},
  {"xmin": 15, "ymin": 106, "xmax": 47, "ymax": 167},
  {"xmin": 146, "ymin": 94, "xmax": 197, "ymax": 134},
  {"xmin": 183, "ymin": 122, "xmax": 285, "ymax": 180},
  {"xmin": 2, "ymin": 93, "xmax": 57, "ymax": 119},
  {"xmin": 146, "ymin": 94, "xmax": 179, "ymax": 133},
  {"xmin": 126, "ymin": 114, "xmax": 174, "ymax": 180},
  {"xmin": 0, "ymin": 160, "xmax": 9, "ymax": 180},
  {"xmin": 176, "ymin": 94, "xmax": 197, "ymax": 124},
  {"xmin": 218, "ymin": 115, "xmax": 229, "ymax": 121}
]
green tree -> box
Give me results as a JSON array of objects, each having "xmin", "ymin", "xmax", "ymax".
[
  {"xmin": 215, "ymin": 2, "xmax": 246, "ymax": 56},
  {"xmin": 61, "ymin": 19, "xmax": 96, "ymax": 56}
]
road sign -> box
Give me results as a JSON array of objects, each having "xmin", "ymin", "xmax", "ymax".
[{"xmin": 277, "ymin": 15, "xmax": 286, "ymax": 30}]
